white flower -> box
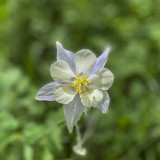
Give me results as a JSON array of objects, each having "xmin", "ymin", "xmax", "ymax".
[{"xmin": 35, "ymin": 42, "xmax": 114, "ymax": 133}]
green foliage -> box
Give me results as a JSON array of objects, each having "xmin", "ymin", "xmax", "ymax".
[{"xmin": 0, "ymin": 0, "xmax": 160, "ymax": 159}]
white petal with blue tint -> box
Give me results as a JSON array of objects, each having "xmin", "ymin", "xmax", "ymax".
[
  {"xmin": 90, "ymin": 47, "xmax": 111, "ymax": 75},
  {"xmin": 53, "ymin": 84, "xmax": 76, "ymax": 104},
  {"xmin": 63, "ymin": 94, "xmax": 85, "ymax": 133},
  {"xmin": 80, "ymin": 89, "xmax": 103, "ymax": 107},
  {"xmin": 35, "ymin": 82, "xmax": 59, "ymax": 101},
  {"xmin": 56, "ymin": 42, "xmax": 76, "ymax": 73},
  {"xmin": 88, "ymin": 68, "xmax": 114, "ymax": 90},
  {"xmin": 50, "ymin": 60, "xmax": 75, "ymax": 83},
  {"xmin": 74, "ymin": 49, "xmax": 96, "ymax": 75},
  {"xmin": 95, "ymin": 91, "xmax": 110, "ymax": 113}
]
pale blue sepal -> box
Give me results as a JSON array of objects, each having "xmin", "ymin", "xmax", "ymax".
[
  {"xmin": 35, "ymin": 82, "xmax": 60, "ymax": 101},
  {"xmin": 56, "ymin": 42, "xmax": 76, "ymax": 73},
  {"xmin": 95, "ymin": 91, "xmax": 110, "ymax": 113},
  {"xmin": 63, "ymin": 94, "xmax": 85, "ymax": 133},
  {"xmin": 89, "ymin": 47, "xmax": 111, "ymax": 75}
]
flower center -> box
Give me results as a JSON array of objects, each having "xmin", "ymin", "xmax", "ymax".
[{"xmin": 72, "ymin": 75, "xmax": 91, "ymax": 94}]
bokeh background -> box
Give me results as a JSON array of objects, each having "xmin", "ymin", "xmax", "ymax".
[{"xmin": 0, "ymin": 0, "xmax": 160, "ymax": 159}]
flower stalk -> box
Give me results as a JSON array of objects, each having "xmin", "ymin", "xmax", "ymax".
[{"xmin": 73, "ymin": 123, "xmax": 86, "ymax": 156}]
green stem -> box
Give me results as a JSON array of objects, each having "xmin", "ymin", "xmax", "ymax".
[{"xmin": 75, "ymin": 123, "xmax": 83, "ymax": 146}]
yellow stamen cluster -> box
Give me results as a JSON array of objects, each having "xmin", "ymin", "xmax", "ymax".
[{"xmin": 72, "ymin": 75, "xmax": 91, "ymax": 94}]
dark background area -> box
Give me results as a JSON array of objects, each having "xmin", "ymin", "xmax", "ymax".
[{"xmin": 0, "ymin": 0, "xmax": 160, "ymax": 159}]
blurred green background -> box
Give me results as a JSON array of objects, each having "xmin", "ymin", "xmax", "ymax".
[{"xmin": 0, "ymin": 0, "xmax": 160, "ymax": 159}]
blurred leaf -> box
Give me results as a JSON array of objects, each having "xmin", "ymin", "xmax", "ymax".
[{"xmin": 24, "ymin": 144, "xmax": 34, "ymax": 160}]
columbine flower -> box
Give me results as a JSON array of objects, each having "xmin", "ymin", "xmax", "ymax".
[{"xmin": 35, "ymin": 42, "xmax": 114, "ymax": 133}]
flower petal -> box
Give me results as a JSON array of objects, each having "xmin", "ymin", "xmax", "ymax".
[
  {"xmin": 50, "ymin": 60, "xmax": 75, "ymax": 83},
  {"xmin": 95, "ymin": 91, "xmax": 110, "ymax": 113},
  {"xmin": 80, "ymin": 89, "xmax": 103, "ymax": 107},
  {"xmin": 56, "ymin": 42, "xmax": 76, "ymax": 73},
  {"xmin": 53, "ymin": 84, "xmax": 76, "ymax": 104},
  {"xmin": 63, "ymin": 94, "xmax": 85, "ymax": 133},
  {"xmin": 88, "ymin": 68, "xmax": 114, "ymax": 90},
  {"xmin": 35, "ymin": 82, "xmax": 60, "ymax": 101},
  {"xmin": 90, "ymin": 47, "xmax": 111, "ymax": 75},
  {"xmin": 74, "ymin": 49, "xmax": 96, "ymax": 75}
]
